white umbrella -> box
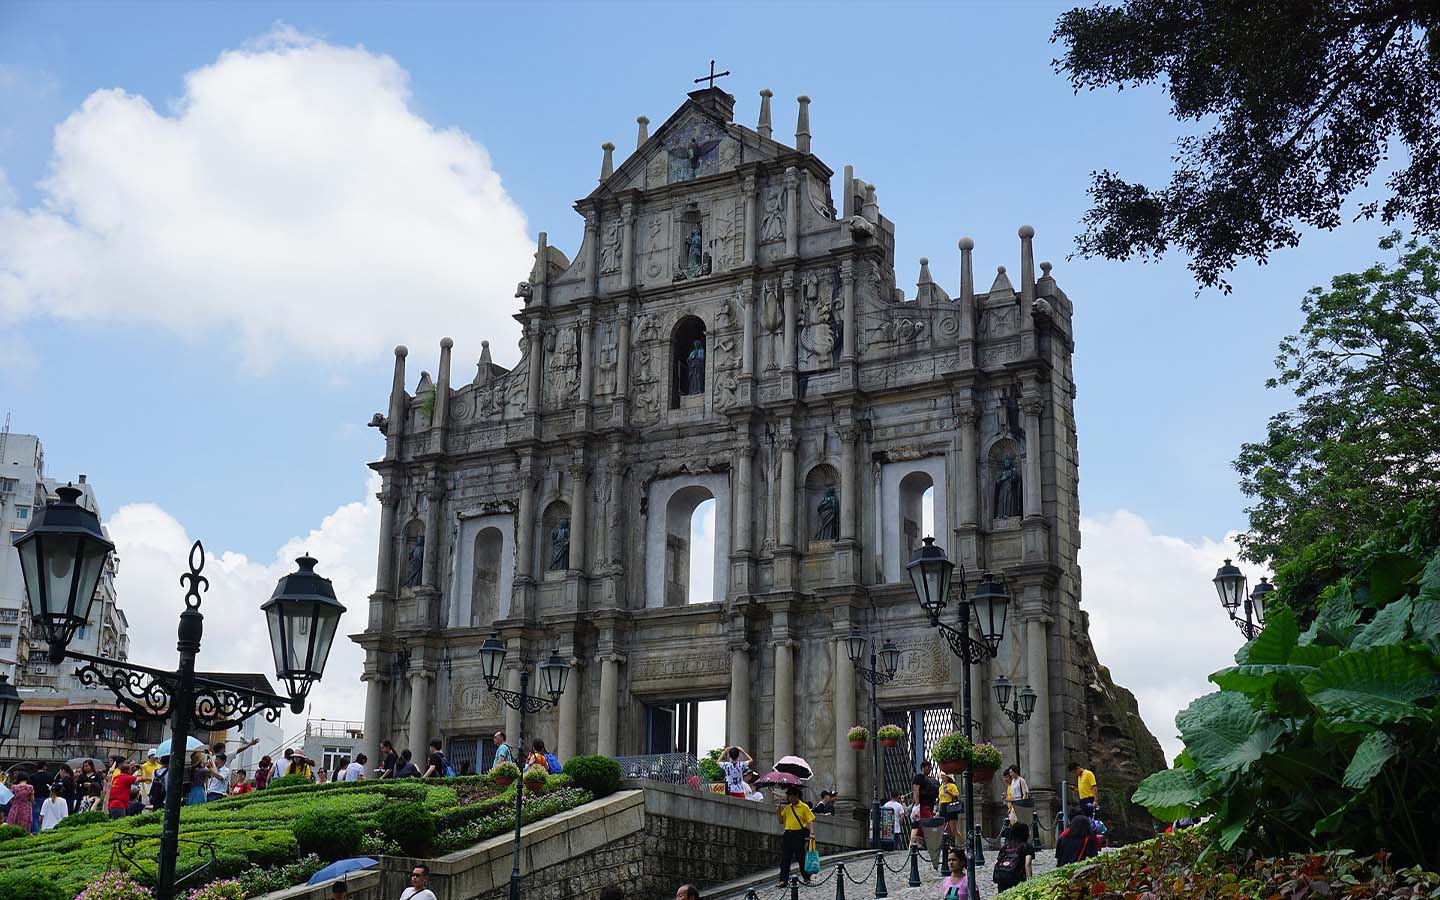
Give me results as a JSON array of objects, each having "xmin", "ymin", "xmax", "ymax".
[{"xmin": 775, "ymin": 755, "xmax": 813, "ymax": 780}]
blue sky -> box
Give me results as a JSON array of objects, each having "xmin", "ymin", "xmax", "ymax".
[{"xmin": 0, "ymin": 2, "xmax": 1403, "ymax": 754}]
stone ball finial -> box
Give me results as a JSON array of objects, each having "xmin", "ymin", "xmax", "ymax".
[
  {"xmin": 997, "ymin": 265, "xmax": 1007, "ymax": 274},
  {"xmin": 441, "ymin": 337, "xmax": 454, "ymax": 349},
  {"xmin": 760, "ymin": 88, "xmax": 774, "ymax": 98},
  {"xmin": 637, "ymin": 116, "xmax": 649, "ymax": 125},
  {"xmin": 482, "ymin": 339, "xmax": 490, "ymax": 349},
  {"xmin": 602, "ymin": 141, "xmax": 615, "ymax": 151},
  {"xmin": 395, "ymin": 345, "xmax": 409, "ymax": 358},
  {"xmin": 798, "ymin": 94, "xmax": 811, "ymax": 103},
  {"xmin": 958, "ymin": 237, "xmax": 975, "ymax": 251},
  {"xmin": 1040, "ymin": 261, "xmax": 1053, "ymax": 275},
  {"xmin": 1019, "ymin": 224, "xmax": 1035, "ymax": 239},
  {"xmin": 919, "ymin": 256, "xmax": 929, "ymax": 266}
]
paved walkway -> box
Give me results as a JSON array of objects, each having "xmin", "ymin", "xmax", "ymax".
[{"xmin": 709, "ymin": 846, "xmax": 1060, "ymax": 899}]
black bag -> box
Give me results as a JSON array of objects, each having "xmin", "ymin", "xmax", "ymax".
[{"xmin": 993, "ymin": 841, "xmax": 1024, "ymax": 887}]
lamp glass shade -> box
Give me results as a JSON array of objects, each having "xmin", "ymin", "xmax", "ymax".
[
  {"xmin": 1019, "ymin": 684, "xmax": 1038, "ymax": 718},
  {"xmin": 479, "ymin": 634, "xmax": 507, "ymax": 687},
  {"xmin": 0, "ymin": 674, "xmax": 19, "ymax": 744},
  {"xmin": 261, "ymin": 555, "xmax": 347, "ymax": 701},
  {"xmin": 539, "ymin": 649, "xmax": 569, "ymax": 700},
  {"xmin": 13, "ymin": 486, "xmax": 114, "ymax": 658},
  {"xmin": 879, "ymin": 639, "xmax": 901, "ymax": 678},
  {"xmin": 1213, "ymin": 559, "xmax": 1245, "ymax": 612},
  {"xmin": 970, "ymin": 573, "xmax": 1010, "ymax": 651},
  {"xmin": 1249, "ymin": 578, "xmax": 1274, "ymax": 625},
  {"xmin": 992, "ymin": 675, "xmax": 1013, "ymax": 709},
  {"xmin": 906, "ymin": 537, "xmax": 954, "ymax": 617},
  {"xmin": 845, "ymin": 628, "xmax": 868, "ymax": 665}
]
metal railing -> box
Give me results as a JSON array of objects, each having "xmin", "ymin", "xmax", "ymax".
[{"xmin": 614, "ymin": 752, "xmax": 706, "ymax": 784}]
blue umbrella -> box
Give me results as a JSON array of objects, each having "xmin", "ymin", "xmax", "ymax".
[
  {"xmin": 153, "ymin": 736, "xmax": 206, "ymax": 757},
  {"xmin": 307, "ymin": 858, "xmax": 379, "ymax": 885}
]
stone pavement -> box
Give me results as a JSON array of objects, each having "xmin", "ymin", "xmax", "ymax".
[{"xmin": 709, "ymin": 846, "xmax": 1060, "ymax": 900}]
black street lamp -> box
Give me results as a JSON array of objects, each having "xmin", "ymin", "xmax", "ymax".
[
  {"xmin": 0, "ymin": 671, "xmax": 20, "ymax": 750},
  {"xmin": 907, "ymin": 537, "xmax": 1009, "ymax": 900},
  {"xmin": 991, "ymin": 677, "xmax": 1037, "ymax": 772},
  {"xmin": 478, "ymin": 632, "xmax": 569, "ymax": 900},
  {"xmin": 844, "ymin": 619, "xmax": 900, "ymax": 850},
  {"xmin": 1213, "ymin": 558, "xmax": 1272, "ymax": 640},
  {"xmin": 13, "ymin": 486, "xmax": 345, "ymax": 900}
]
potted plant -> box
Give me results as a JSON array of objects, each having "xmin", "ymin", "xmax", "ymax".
[
  {"xmin": 847, "ymin": 726, "xmax": 870, "ymax": 750},
  {"xmin": 877, "ymin": 724, "xmax": 904, "ymax": 749},
  {"xmin": 490, "ymin": 760, "xmax": 520, "ymax": 788},
  {"xmin": 932, "ymin": 732, "xmax": 973, "ymax": 775},
  {"xmin": 968, "ymin": 742, "xmax": 1002, "ymax": 783},
  {"xmin": 523, "ymin": 764, "xmax": 549, "ymax": 794}
]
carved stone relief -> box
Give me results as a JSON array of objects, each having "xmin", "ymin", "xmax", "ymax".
[
  {"xmin": 599, "ymin": 218, "xmax": 623, "ymax": 274},
  {"xmin": 760, "ymin": 187, "xmax": 786, "ymax": 242},
  {"xmin": 644, "ymin": 215, "xmax": 669, "ymax": 281},
  {"xmin": 713, "ymin": 200, "xmax": 744, "ymax": 271},
  {"xmin": 596, "ymin": 322, "xmax": 618, "ymax": 396},
  {"xmin": 666, "ymin": 118, "xmax": 724, "ymax": 183},
  {"xmin": 798, "ymin": 269, "xmax": 840, "ymax": 372},
  {"xmin": 760, "ymin": 280, "xmax": 783, "ymax": 371},
  {"xmin": 545, "ymin": 326, "xmax": 580, "ymax": 410},
  {"xmin": 630, "ymin": 652, "xmax": 729, "ymax": 686}
]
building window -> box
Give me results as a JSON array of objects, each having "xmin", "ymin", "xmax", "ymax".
[
  {"xmin": 0, "ymin": 636, "xmax": 10, "ymax": 649},
  {"xmin": 0, "ymin": 478, "xmax": 15, "ymax": 494},
  {"xmin": 75, "ymin": 625, "xmax": 90, "ymax": 642},
  {"xmin": 15, "ymin": 506, "xmax": 27, "ymax": 519},
  {"xmin": 39, "ymin": 716, "xmax": 61, "ymax": 740},
  {"xmin": 0, "ymin": 609, "xmax": 18, "ymax": 625}
]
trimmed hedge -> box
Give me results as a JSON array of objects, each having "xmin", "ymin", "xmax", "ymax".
[
  {"xmin": 292, "ymin": 808, "xmax": 363, "ymax": 861},
  {"xmin": 0, "ymin": 872, "xmax": 68, "ymax": 900},
  {"xmin": 562, "ymin": 755, "xmax": 620, "ymax": 798},
  {"xmin": 0, "ymin": 824, "xmax": 27, "ymax": 843},
  {"xmin": 376, "ymin": 802, "xmax": 434, "ymax": 856}
]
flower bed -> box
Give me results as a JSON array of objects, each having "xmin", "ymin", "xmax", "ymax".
[{"xmin": 0, "ymin": 773, "xmax": 589, "ymax": 900}]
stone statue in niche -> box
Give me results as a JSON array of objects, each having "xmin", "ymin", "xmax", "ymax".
[
  {"xmin": 994, "ymin": 455, "xmax": 1022, "ymax": 519},
  {"xmin": 550, "ymin": 519, "xmax": 570, "ymax": 571},
  {"xmin": 404, "ymin": 532, "xmax": 425, "ymax": 587},
  {"xmin": 815, "ymin": 487, "xmax": 839, "ymax": 541},
  {"xmin": 761, "ymin": 280, "xmax": 783, "ymax": 370},
  {"xmin": 599, "ymin": 219, "xmax": 623, "ymax": 274},
  {"xmin": 761, "ymin": 188, "xmax": 785, "ymax": 241},
  {"xmin": 1002, "ymin": 386, "xmax": 1023, "ymax": 439},
  {"xmin": 682, "ymin": 340, "xmax": 706, "ymax": 395},
  {"xmin": 716, "ymin": 297, "xmax": 735, "ymax": 330},
  {"xmin": 686, "ymin": 224, "xmax": 704, "ymax": 272}
]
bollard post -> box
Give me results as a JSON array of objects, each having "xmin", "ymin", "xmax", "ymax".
[
  {"xmin": 790, "ymin": 875, "xmax": 801, "ymax": 900},
  {"xmin": 908, "ymin": 842, "xmax": 922, "ymax": 887},
  {"xmin": 745, "ymin": 891, "xmax": 760, "ymax": 900},
  {"xmin": 873, "ymin": 850, "xmax": 888, "ymax": 898},
  {"xmin": 834, "ymin": 863, "xmax": 847, "ymax": 900}
]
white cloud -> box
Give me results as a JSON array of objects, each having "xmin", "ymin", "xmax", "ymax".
[
  {"xmin": 106, "ymin": 471, "xmax": 379, "ymax": 736},
  {"xmin": 1078, "ymin": 509, "xmax": 1260, "ymax": 762},
  {"xmin": 0, "ymin": 28, "xmax": 532, "ymax": 370}
]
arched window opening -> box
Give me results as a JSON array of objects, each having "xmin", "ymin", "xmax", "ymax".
[
  {"xmin": 898, "ymin": 471, "xmax": 934, "ymax": 559},
  {"xmin": 670, "ymin": 316, "xmax": 707, "ymax": 409},
  {"xmin": 541, "ymin": 501, "xmax": 571, "ymax": 573},
  {"xmin": 805, "ymin": 464, "xmax": 841, "ymax": 545},
  {"xmin": 471, "ymin": 527, "xmax": 504, "ymax": 626},
  {"xmin": 664, "ymin": 485, "xmax": 716, "ymax": 605}
]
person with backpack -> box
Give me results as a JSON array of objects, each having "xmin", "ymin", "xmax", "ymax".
[
  {"xmin": 422, "ymin": 739, "xmax": 453, "ymax": 778},
  {"xmin": 1056, "ymin": 812, "xmax": 1100, "ymax": 865},
  {"xmin": 992, "ymin": 821, "xmax": 1036, "ymax": 889},
  {"xmin": 529, "ymin": 739, "xmax": 562, "ymax": 774}
]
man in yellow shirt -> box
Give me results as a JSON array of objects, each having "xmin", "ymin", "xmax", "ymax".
[
  {"xmin": 138, "ymin": 751, "xmax": 162, "ymax": 792},
  {"xmin": 1068, "ymin": 762, "xmax": 1097, "ymax": 815},
  {"xmin": 776, "ymin": 786, "xmax": 816, "ymax": 888}
]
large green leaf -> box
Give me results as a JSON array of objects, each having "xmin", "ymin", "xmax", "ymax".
[
  {"xmin": 1132, "ymin": 767, "xmax": 1209, "ymax": 821},
  {"xmin": 1341, "ymin": 730, "xmax": 1398, "ymax": 790},
  {"xmin": 1215, "ymin": 790, "xmax": 1255, "ymax": 850},
  {"xmin": 1409, "ymin": 600, "xmax": 1440, "ymax": 653},
  {"xmin": 1210, "ymin": 664, "xmax": 1317, "ymax": 699},
  {"xmin": 1419, "ymin": 552, "xmax": 1440, "ymax": 603},
  {"xmin": 1351, "ymin": 596, "xmax": 1413, "ymax": 649},
  {"xmin": 1303, "ymin": 645, "xmax": 1440, "ymax": 725},
  {"xmin": 1289, "ymin": 643, "xmax": 1342, "ymax": 667},
  {"xmin": 1368, "ymin": 552, "xmax": 1422, "ymax": 607},
  {"xmin": 1175, "ymin": 692, "xmax": 1286, "ymax": 778},
  {"xmin": 1237, "ymin": 607, "xmax": 1300, "ymax": 665}
]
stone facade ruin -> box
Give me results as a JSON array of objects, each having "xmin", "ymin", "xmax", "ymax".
[{"xmin": 355, "ymin": 85, "xmax": 1162, "ymax": 835}]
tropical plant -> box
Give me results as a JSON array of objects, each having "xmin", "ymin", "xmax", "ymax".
[
  {"xmin": 561, "ymin": 755, "xmax": 620, "ymax": 798},
  {"xmin": 970, "ymin": 742, "xmax": 1002, "ymax": 770},
  {"xmin": 847, "ymin": 726, "xmax": 870, "ymax": 743},
  {"xmin": 291, "ymin": 807, "xmax": 363, "ymax": 861},
  {"xmin": 931, "ymin": 732, "xmax": 973, "ymax": 763},
  {"xmin": 1132, "ymin": 549, "xmax": 1440, "ymax": 868},
  {"xmin": 877, "ymin": 725, "xmax": 904, "ymax": 742}
]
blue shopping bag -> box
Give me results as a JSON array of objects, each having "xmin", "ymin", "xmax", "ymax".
[{"xmin": 803, "ymin": 836, "xmax": 821, "ymax": 875}]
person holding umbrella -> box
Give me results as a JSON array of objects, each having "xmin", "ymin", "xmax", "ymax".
[{"xmin": 775, "ymin": 785, "xmax": 815, "ymax": 888}]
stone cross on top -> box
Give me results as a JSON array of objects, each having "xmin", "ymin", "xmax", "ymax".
[{"xmin": 693, "ymin": 59, "xmax": 731, "ymax": 90}]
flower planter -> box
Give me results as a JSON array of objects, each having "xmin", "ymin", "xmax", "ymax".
[
  {"xmin": 850, "ymin": 740, "xmax": 868, "ymax": 751},
  {"xmin": 493, "ymin": 775, "xmax": 514, "ymax": 788},
  {"xmin": 968, "ymin": 766, "xmax": 997, "ymax": 783},
  {"xmin": 523, "ymin": 779, "xmax": 547, "ymax": 794},
  {"xmin": 938, "ymin": 759, "xmax": 967, "ymax": 775},
  {"xmin": 881, "ymin": 738, "xmax": 900, "ymax": 749}
]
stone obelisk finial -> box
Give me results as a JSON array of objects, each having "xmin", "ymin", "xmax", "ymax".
[
  {"xmin": 758, "ymin": 89, "xmax": 773, "ymax": 140},
  {"xmin": 599, "ymin": 142, "xmax": 615, "ymax": 182},
  {"xmin": 958, "ymin": 237, "xmax": 975, "ymax": 306},
  {"xmin": 917, "ymin": 256, "xmax": 933, "ymax": 286},
  {"xmin": 795, "ymin": 95, "xmax": 811, "ymax": 154},
  {"xmin": 636, "ymin": 116, "xmax": 649, "ymax": 148},
  {"xmin": 435, "ymin": 337, "xmax": 453, "ymax": 446},
  {"xmin": 385, "ymin": 344, "xmax": 408, "ymax": 459},
  {"xmin": 1019, "ymin": 225, "xmax": 1036, "ymax": 303}
]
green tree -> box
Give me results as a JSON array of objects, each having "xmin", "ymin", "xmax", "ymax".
[
  {"xmin": 1234, "ymin": 233, "xmax": 1440, "ymax": 619},
  {"xmin": 1052, "ymin": 2, "xmax": 1440, "ymax": 291}
]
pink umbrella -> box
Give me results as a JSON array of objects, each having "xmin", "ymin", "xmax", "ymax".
[
  {"xmin": 775, "ymin": 755, "xmax": 813, "ymax": 779},
  {"xmin": 756, "ymin": 770, "xmax": 806, "ymax": 788}
]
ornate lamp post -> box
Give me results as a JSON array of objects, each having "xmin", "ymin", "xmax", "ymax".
[
  {"xmin": 12, "ymin": 486, "xmax": 345, "ymax": 900},
  {"xmin": 907, "ymin": 537, "xmax": 1009, "ymax": 900},
  {"xmin": 0, "ymin": 670, "xmax": 19, "ymax": 750},
  {"xmin": 844, "ymin": 620, "xmax": 900, "ymax": 849},
  {"xmin": 991, "ymin": 677, "xmax": 1037, "ymax": 773},
  {"xmin": 478, "ymin": 633, "xmax": 569, "ymax": 900},
  {"xmin": 1213, "ymin": 559, "xmax": 1273, "ymax": 640}
]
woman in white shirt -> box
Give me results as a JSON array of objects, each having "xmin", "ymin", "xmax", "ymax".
[{"xmin": 40, "ymin": 786, "xmax": 69, "ymax": 831}]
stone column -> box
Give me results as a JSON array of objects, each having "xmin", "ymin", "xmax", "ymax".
[
  {"xmin": 779, "ymin": 435, "xmax": 797, "ymax": 549},
  {"xmin": 515, "ymin": 460, "xmax": 536, "ymax": 582},
  {"xmin": 773, "ymin": 638, "xmax": 795, "ymax": 759},
  {"xmin": 616, "ymin": 303, "xmax": 631, "ymax": 399},
  {"xmin": 742, "ymin": 174, "xmax": 758, "ymax": 265},
  {"xmin": 839, "ymin": 426, "xmax": 858, "ymax": 541},
  {"xmin": 840, "ymin": 263, "xmax": 856, "ymax": 363},
  {"xmin": 783, "ymin": 167, "xmax": 799, "ymax": 260},
  {"xmin": 832, "ymin": 638, "xmax": 857, "ymax": 799},
  {"xmin": 782, "ymin": 273, "xmax": 797, "ymax": 371},
  {"xmin": 568, "ymin": 460, "xmax": 587, "ymax": 572},
  {"xmin": 583, "ymin": 211, "xmax": 599, "ymax": 296},
  {"xmin": 526, "ymin": 322, "xmax": 543, "ymax": 413},
  {"xmin": 607, "ymin": 442, "xmax": 625, "ymax": 567},
  {"xmin": 740, "ymin": 283, "xmax": 755, "ymax": 376},
  {"xmin": 578, "ymin": 315, "xmax": 594, "ymax": 406},
  {"xmin": 558, "ymin": 655, "xmax": 580, "ymax": 761},
  {"xmin": 503, "ymin": 667, "xmax": 522, "ymax": 751},
  {"xmin": 362, "ymin": 663, "xmax": 384, "ymax": 766},
  {"xmin": 734, "ymin": 431, "xmax": 753, "ymax": 553},
  {"xmin": 408, "ymin": 668, "xmax": 431, "ymax": 751},
  {"xmin": 728, "ymin": 639, "xmax": 750, "ymax": 749},
  {"xmin": 959, "ymin": 407, "xmax": 979, "ymax": 526},
  {"xmin": 375, "ymin": 480, "xmax": 399, "ymax": 593},
  {"xmin": 422, "ymin": 478, "xmax": 444, "ymax": 589},
  {"xmin": 597, "ymin": 655, "xmax": 621, "ymax": 757},
  {"xmin": 619, "ymin": 202, "xmax": 635, "ymax": 292},
  {"xmin": 1022, "ymin": 397, "xmax": 1044, "ymax": 518},
  {"xmin": 1026, "ymin": 617, "xmax": 1052, "ymax": 787}
]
